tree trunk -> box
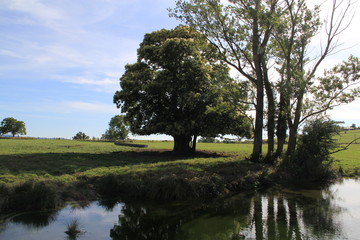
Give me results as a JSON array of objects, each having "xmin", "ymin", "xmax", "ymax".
[
  {"xmin": 286, "ymin": 93, "xmax": 303, "ymax": 156},
  {"xmin": 275, "ymin": 93, "xmax": 288, "ymax": 158},
  {"xmin": 287, "ymin": 125, "xmax": 298, "ymax": 156},
  {"xmin": 173, "ymin": 135, "xmax": 192, "ymax": 154},
  {"xmin": 191, "ymin": 135, "xmax": 197, "ymax": 153},
  {"xmin": 252, "ymin": 78, "xmax": 264, "ymax": 162},
  {"xmin": 251, "ymin": 1, "xmax": 264, "ymax": 162},
  {"xmin": 264, "ymin": 72, "xmax": 275, "ymax": 164}
]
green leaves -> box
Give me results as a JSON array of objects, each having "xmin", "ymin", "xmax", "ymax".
[
  {"xmin": 102, "ymin": 115, "xmax": 129, "ymax": 141},
  {"xmin": 0, "ymin": 117, "xmax": 26, "ymax": 137},
  {"xmin": 114, "ymin": 26, "xmax": 250, "ymax": 142},
  {"xmin": 73, "ymin": 132, "xmax": 89, "ymax": 140},
  {"xmin": 310, "ymin": 55, "xmax": 360, "ymax": 112}
]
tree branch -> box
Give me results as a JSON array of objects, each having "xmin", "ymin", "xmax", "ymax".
[{"xmin": 331, "ymin": 136, "xmax": 360, "ymax": 154}]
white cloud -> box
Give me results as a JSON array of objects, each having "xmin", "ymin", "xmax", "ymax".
[
  {"xmin": 0, "ymin": 100, "xmax": 118, "ymax": 115},
  {"xmin": 63, "ymin": 77, "xmax": 117, "ymax": 86},
  {"xmin": 65, "ymin": 101, "xmax": 117, "ymax": 113},
  {"xmin": 0, "ymin": 49, "xmax": 25, "ymax": 59},
  {"xmin": 2, "ymin": 0, "xmax": 64, "ymax": 22}
]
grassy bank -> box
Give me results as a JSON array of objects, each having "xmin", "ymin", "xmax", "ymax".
[{"xmin": 0, "ymin": 136, "xmax": 359, "ymax": 213}]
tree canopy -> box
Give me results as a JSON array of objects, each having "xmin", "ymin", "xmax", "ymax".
[
  {"xmin": 114, "ymin": 26, "xmax": 250, "ymax": 153},
  {"xmin": 73, "ymin": 132, "xmax": 90, "ymax": 140},
  {"xmin": 102, "ymin": 115, "xmax": 129, "ymax": 141},
  {"xmin": 0, "ymin": 117, "xmax": 26, "ymax": 137}
]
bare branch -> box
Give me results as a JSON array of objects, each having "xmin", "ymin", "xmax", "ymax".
[{"xmin": 331, "ymin": 137, "xmax": 360, "ymax": 154}]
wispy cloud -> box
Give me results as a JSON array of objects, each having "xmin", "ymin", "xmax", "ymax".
[
  {"xmin": 63, "ymin": 77, "xmax": 117, "ymax": 86},
  {"xmin": 0, "ymin": 0, "xmax": 180, "ymax": 138},
  {"xmin": 0, "ymin": 0, "xmax": 139, "ymax": 76},
  {"xmin": 65, "ymin": 101, "xmax": 118, "ymax": 113},
  {"xmin": 0, "ymin": 99, "xmax": 118, "ymax": 115},
  {"xmin": 2, "ymin": 0, "xmax": 64, "ymax": 22}
]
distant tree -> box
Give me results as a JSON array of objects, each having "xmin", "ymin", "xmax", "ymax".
[
  {"xmin": 114, "ymin": 26, "xmax": 250, "ymax": 154},
  {"xmin": 73, "ymin": 132, "xmax": 89, "ymax": 140},
  {"xmin": 102, "ymin": 115, "xmax": 129, "ymax": 141},
  {"xmin": 0, "ymin": 117, "xmax": 26, "ymax": 137},
  {"xmin": 351, "ymin": 123, "xmax": 356, "ymax": 129}
]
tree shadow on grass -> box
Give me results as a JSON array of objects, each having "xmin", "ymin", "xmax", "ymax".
[{"xmin": 0, "ymin": 150, "xmax": 226, "ymax": 177}]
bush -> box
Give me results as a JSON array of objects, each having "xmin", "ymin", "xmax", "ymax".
[
  {"xmin": 73, "ymin": 132, "xmax": 90, "ymax": 140},
  {"xmin": 288, "ymin": 118, "xmax": 340, "ymax": 180}
]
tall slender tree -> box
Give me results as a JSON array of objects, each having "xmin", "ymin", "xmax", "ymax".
[
  {"xmin": 272, "ymin": 0, "xmax": 357, "ymax": 156},
  {"xmin": 171, "ymin": 0, "xmax": 359, "ymax": 162},
  {"xmin": 171, "ymin": 0, "xmax": 279, "ymax": 161}
]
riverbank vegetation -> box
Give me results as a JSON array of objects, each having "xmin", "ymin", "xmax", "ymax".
[{"xmin": 0, "ymin": 131, "xmax": 359, "ymax": 213}]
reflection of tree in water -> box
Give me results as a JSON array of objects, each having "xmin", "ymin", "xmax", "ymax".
[
  {"xmin": 110, "ymin": 186, "xmax": 345, "ymax": 240},
  {"xmin": 110, "ymin": 201, "xmax": 200, "ymax": 240},
  {"xmin": 11, "ymin": 210, "xmax": 59, "ymax": 230},
  {"xmin": 297, "ymin": 188, "xmax": 344, "ymax": 238},
  {"xmin": 98, "ymin": 198, "xmax": 119, "ymax": 212},
  {"xmin": 243, "ymin": 188, "xmax": 344, "ymax": 240},
  {"xmin": 110, "ymin": 195, "xmax": 253, "ymax": 240}
]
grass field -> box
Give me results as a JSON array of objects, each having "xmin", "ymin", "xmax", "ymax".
[
  {"xmin": 0, "ymin": 139, "xmax": 267, "ymax": 212},
  {"xmin": 0, "ymin": 134, "xmax": 358, "ymax": 184},
  {"xmin": 0, "ymin": 139, "xmax": 249, "ymax": 184},
  {"xmin": 0, "ymin": 134, "xmax": 359, "ymax": 213},
  {"xmin": 334, "ymin": 129, "xmax": 360, "ymax": 143}
]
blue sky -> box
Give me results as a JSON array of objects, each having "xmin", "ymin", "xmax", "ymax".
[{"xmin": 0, "ymin": 0, "xmax": 359, "ymax": 139}]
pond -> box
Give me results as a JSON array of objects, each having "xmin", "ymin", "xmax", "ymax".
[{"xmin": 1, "ymin": 179, "xmax": 360, "ymax": 240}]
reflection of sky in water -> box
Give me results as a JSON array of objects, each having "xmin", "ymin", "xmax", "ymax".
[
  {"xmin": 0, "ymin": 202, "xmax": 123, "ymax": 240},
  {"xmin": 330, "ymin": 179, "xmax": 360, "ymax": 239}
]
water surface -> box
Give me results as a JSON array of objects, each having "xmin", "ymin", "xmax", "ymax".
[{"xmin": 1, "ymin": 179, "xmax": 360, "ymax": 240}]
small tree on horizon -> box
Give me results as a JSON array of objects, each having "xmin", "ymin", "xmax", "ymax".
[
  {"xmin": 102, "ymin": 115, "xmax": 129, "ymax": 141},
  {"xmin": 73, "ymin": 131, "xmax": 90, "ymax": 140},
  {"xmin": 0, "ymin": 117, "xmax": 26, "ymax": 137}
]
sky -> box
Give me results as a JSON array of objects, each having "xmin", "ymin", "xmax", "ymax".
[{"xmin": 0, "ymin": 0, "xmax": 359, "ymax": 140}]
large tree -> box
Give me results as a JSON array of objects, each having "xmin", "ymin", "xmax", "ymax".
[
  {"xmin": 0, "ymin": 117, "xmax": 26, "ymax": 137},
  {"xmin": 114, "ymin": 26, "xmax": 250, "ymax": 154}
]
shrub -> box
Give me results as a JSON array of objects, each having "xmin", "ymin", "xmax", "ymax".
[{"xmin": 288, "ymin": 118, "xmax": 340, "ymax": 180}]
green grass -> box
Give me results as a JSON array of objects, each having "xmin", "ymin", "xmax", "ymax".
[
  {"xmin": 0, "ymin": 136, "xmax": 358, "ymax": 184},
  {"xmin": 334, "ymin": 130, "xmax": 360, "ymax": 143},
  {"xmin": 0, "ymin": 139, "xmax": 249, "ymax": 183},
  {"xmin": 0, "ymin": 135, "xmax": 359, "ymax": 212},
  {"xmin": 0, "ymin": 139, "xmax": 268, "ymax": 212},
  {"xmin": 332, "ymin": 143, "xmax": 360, "ymax": 176}
]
